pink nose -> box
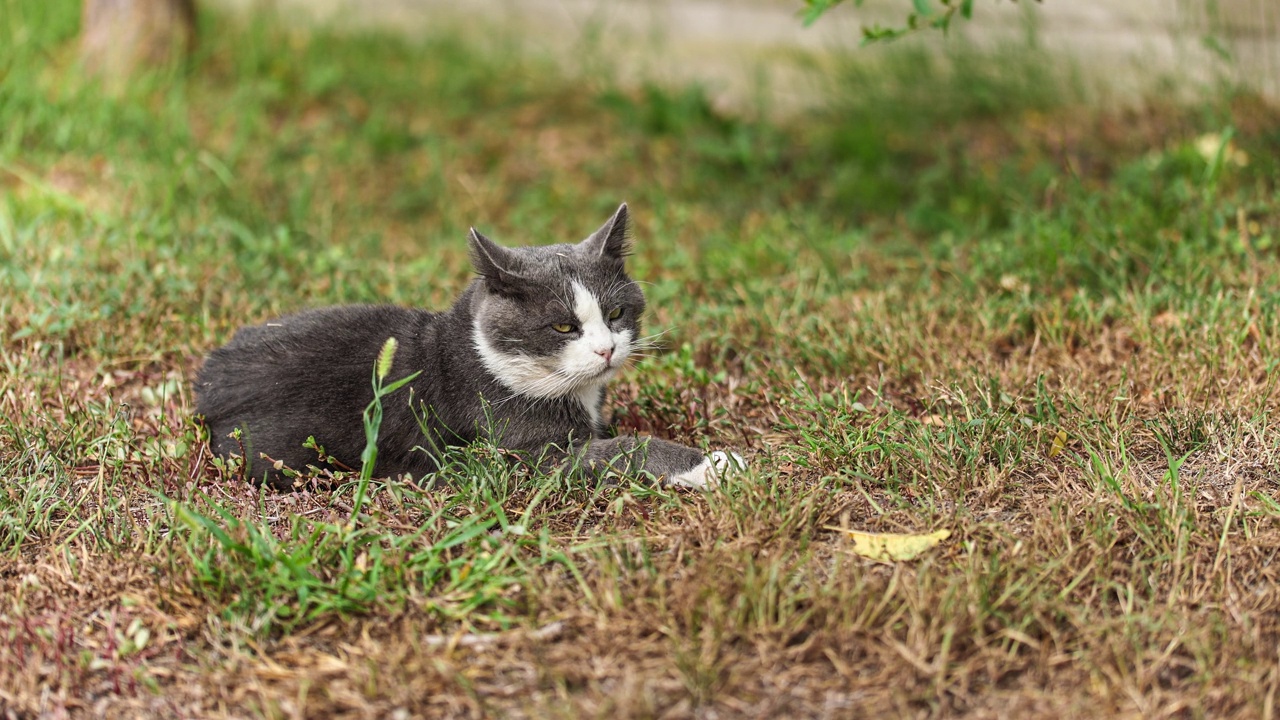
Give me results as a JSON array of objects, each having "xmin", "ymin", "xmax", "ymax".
[{"xmin": 595, "ymin": 347, "xmax": 614, "ymax": 364}]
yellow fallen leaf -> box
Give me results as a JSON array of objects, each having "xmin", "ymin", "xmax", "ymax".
[
  {"xmin": 1049, "ymin": 429, "xmax": 1068, "ymax": 457},
  {"xmin": 825, "ymin": 527, "xmax": 951, "ymax": 562}
]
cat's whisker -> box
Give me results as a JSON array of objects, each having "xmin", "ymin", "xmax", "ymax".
[
  {"xmin": 555, "ymin": 283, "xmax": 581, "ymax": 319},
  {"xmin": 605, "ymin": 278, "xmax": 639, "ymax": 301},
  {"xmin": 633, "ymin": 332, "xmax": 673, "ymax": 348}
]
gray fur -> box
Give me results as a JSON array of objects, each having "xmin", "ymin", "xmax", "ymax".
[{"xmin": 195, "ymin": 204, "xmax": 722, "ymax": 489}]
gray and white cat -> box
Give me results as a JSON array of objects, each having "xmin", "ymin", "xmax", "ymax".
[{"xmin": 195, "ymin": 204, "xmax": 744, "ymax": 490}]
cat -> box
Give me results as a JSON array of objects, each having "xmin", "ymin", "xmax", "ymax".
[{"xmin": 195, "ymin": 203, "xmax": 744, "ymax": 490}]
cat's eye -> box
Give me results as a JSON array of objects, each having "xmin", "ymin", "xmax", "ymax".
[
  {"xmin": 551, "ymin": 323, "xmax": 576, "ymax": 333},
  {"xmin": 608, "ymin": 307, "xmax": 624, "ymax": 321}
]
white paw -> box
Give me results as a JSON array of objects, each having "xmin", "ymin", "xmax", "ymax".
[
  {"xmin": 666, "ymin": 450, "xmax": 747, "ymax": 490},
  {"xmin": 709, "ymin": 450, "xmax": 746, "ymax": 477}
]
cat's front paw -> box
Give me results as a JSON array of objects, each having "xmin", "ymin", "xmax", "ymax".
[{"xmin": 667, "ymin": 450, "xmax": 747, "ymax": 490}]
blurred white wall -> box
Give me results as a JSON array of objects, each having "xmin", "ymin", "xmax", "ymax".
[{"xmin": 210, "ymin": 0, "xmax": 1279, "ymax": 109}]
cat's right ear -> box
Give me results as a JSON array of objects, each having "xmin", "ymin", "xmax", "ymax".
[
  {"xmin": 579, "ymin": 202, "xmax": 631, "ymax": 262},
  {"xmin": 469, "ymin": 228, "xmax": 527, "ymax": 294}
]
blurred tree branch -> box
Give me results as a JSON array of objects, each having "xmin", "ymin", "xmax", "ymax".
[
  {"xmin": 81, "ymin": 0, "xmax": 196, "ymax": 79},
  {"xmin": 802, "ymin": 0, "xmax": 1034, "ymax": 42}
]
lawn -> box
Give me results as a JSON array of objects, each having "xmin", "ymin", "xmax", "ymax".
[{"xmin": 3, "ymin": 1, "xmax": 1280, "ymax": 717}]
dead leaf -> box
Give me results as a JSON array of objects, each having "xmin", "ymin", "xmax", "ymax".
[
  {"xmin": 825, "ymin": 527, "xmax": 951, "ymax": 562},
  {"xmin": 1049, "ymin": 429, "xmax": 1068, "ymax": 457}
]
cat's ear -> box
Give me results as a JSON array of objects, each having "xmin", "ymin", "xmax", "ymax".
[
  {"xmin": 579, "ymin": 202, "xmax": 631, "ymax": 262},
  {"xmin": 469, "ymin": 228, "xmax": 528, "ymax": 293}
]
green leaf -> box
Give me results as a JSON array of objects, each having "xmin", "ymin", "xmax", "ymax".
[
  {"xmin": 801, "ymin": 0, "xmax": 839, "ymax": 27},
  {"xmin": 176, "ymin": 503, "xmax": 247, "ymax": 555},
  {"xmin": 380, "ymin": 370, "xmax": 422, "ymax": 396}
]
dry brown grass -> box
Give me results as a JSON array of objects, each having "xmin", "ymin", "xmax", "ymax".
[{"xmin": 6, "ymin": 273, "xmax": 1280, "ymax": 717}]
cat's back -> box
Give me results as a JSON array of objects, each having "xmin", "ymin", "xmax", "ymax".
[
  {"xmin": 196, "ymin": 304, "xmax": 439, "ymax": 408},
  {"xmin": 196, "ymin": 304, "xmax": 446, "ymax": 482},
  {"xmin": 218, "ymin": 304, "xmax": 434, "ymax": 356}
]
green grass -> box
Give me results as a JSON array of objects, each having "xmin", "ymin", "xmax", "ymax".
[{"xmin": 3, "ymin": 0, "xmax": 1280, "ymax": 715}]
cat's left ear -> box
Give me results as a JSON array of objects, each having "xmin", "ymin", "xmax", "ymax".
[
  {"xmin": 469, "ymin": 228, "xmax": 529, "ymax": 293},
  {"xmin": 579, "ymin": 203, "xmax": 631, "ymax": 262}
]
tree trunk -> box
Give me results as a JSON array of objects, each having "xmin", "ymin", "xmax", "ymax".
[{"xmin": 81, "ymin": 0, "xmax": 197, "ymax": 79}]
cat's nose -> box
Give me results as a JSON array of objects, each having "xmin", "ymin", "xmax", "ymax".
[{"xmin": 595, "ymin": 346, "xmax": 614, "ymax": 364}]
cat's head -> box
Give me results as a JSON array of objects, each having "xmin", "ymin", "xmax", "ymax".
[{"xmin": 468, "ymin": 203, "xmax": 647, "ymax": 400}]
